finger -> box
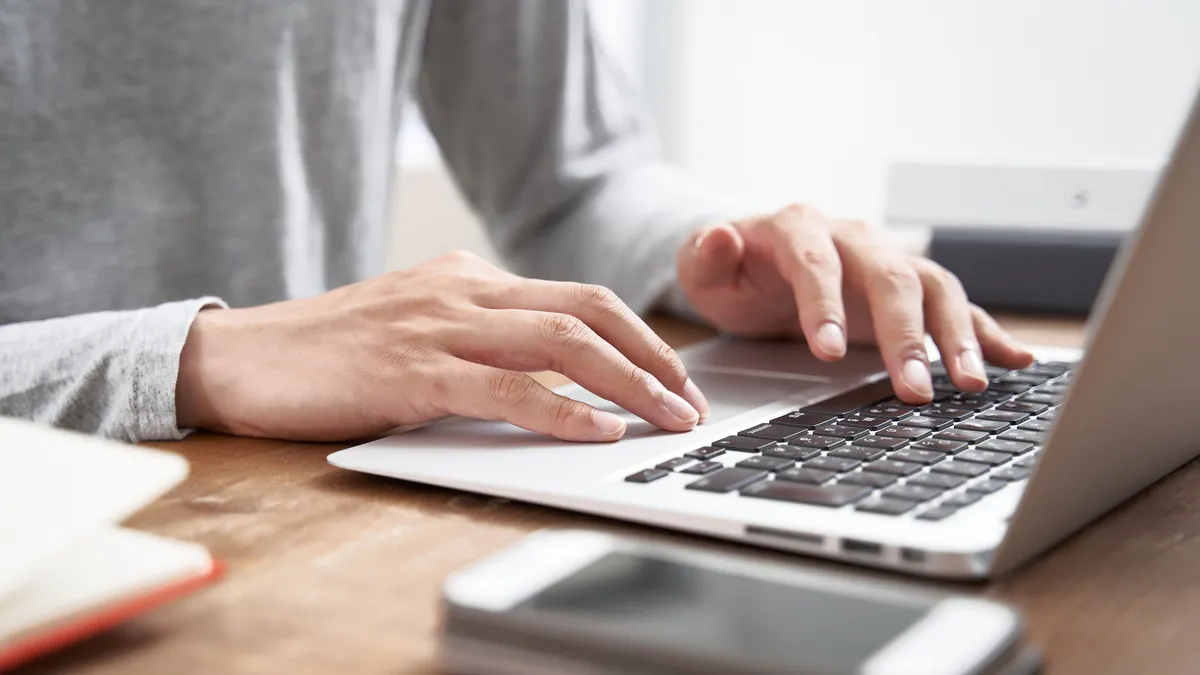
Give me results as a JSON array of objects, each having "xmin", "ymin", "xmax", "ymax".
[
  {"xmin": 677, "ymin": 222, "xmax": 745, "ymax": 292},
  {"xmin": 438, "ymin": 362, "xmax": 626, "ymax": 442},
  {"xmin": 913, "ymin": 259, "xmax": 988, "ymax": 392},
  {"xmin": 484, "ymin": 280, "xmax": 711, "ymax": 421},
  {"xmin": 971, "ymin": 305, "xmax": 1036, "ymax": 368},
  {"xmin": 448, "ymin": 310, "xmax": 700, "ymax": 432},
  {"xmin": 761, "ymin": 206, "xmax": 847, "ymax": 361},
  {"xmin": 836, "ymin": 233, "xmax": 931, "ymax": 403}
]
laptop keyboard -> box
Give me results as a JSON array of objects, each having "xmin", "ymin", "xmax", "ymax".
[{"xmin": 624, "ymin": 360, "xmax": 1075, "ymax": 521}]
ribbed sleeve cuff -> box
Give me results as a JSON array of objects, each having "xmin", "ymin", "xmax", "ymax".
[{"xmin": 126, "ymin": 296, "xmax": 228, "ymax": 442}]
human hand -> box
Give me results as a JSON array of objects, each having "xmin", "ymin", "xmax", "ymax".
[
  {"xmin": 176, "ymin": 252, "xmax": 708, "ymax": 442},
  {"xmin": 676, "ymin": 204, "xmax": 1035, "ymax": 403}
]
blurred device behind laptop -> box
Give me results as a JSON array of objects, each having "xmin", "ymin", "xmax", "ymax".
[
  {"xmin": 0, "ymin": 418, "xmax": 220, "ymax": 671},
  {"xmin": 441, "ymin": 529, "xmax": 1042, "ymax": 675},
  {"xmin": 330, "ymin": 82, "xmax": 1200, "ymax": 579}
]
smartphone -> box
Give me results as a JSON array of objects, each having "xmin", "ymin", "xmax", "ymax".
[{"xmin": 441, "ymin": 530, "xmax": 1039, "ymax": 675}]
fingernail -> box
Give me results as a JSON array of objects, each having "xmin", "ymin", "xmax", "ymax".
[
  {"xmin": 662, "ymin": 388, "xmax": 700, "ymax": 425},
  {"xmin": 682, "ymin": 378, "xmax": 711, "ymax": 422},
  {"xmin": 958, "ymin": 346, "xmax": 986, "ymax": 383},
  {"xmin": 814, "ymin": 322, "xmax": 846, "ymax": 357},
  {"xmin": 591, "ymin": 410, "xmax": 626, "ymax": 437},
  {"xmin": 902, "ymin": 358, "xmax": 933, "ymax": 397},
  {"xmin": 693, "ymin": 228, "xmax": 711, "ymax": 252}
]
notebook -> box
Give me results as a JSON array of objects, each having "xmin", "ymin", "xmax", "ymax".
[{"xmin": 0, "ymin": 417, "xmax": 221, "ymax": 671}]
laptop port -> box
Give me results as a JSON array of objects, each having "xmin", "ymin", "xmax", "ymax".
[
  {"xmin": 841, "ymin": 538, "xmax": 883, "ymax": 557},
  {"xmin": 900, "ymin": 548, "xmax": 928, "ymax": 564}
]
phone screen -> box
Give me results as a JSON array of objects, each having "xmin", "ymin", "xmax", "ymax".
[{"xmin": 515, "ymin": 550, "xmax": 928, "ymax": 673}]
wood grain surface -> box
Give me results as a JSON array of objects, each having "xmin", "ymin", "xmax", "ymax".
[{"xmin": 18, "ymin": 314, "xmax": 1199, "ymax": 675}]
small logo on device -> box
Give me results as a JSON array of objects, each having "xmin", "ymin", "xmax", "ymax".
[{"xmin": 1072, "ymin": 189, "xmax": 1090, "ymax": 209}]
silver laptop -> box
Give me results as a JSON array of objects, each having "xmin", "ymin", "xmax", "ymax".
[{"xmin": 329, "ymin": 86, "xmax": 1200, "ymax": 579}]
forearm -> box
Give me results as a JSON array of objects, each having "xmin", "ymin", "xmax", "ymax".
[{"xmin": 0, "ymin": 297, "xmax": 225, "ymax": 441}]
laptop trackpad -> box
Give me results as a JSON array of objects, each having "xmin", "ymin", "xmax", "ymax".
[{"xmin": 566, "ymin": 368, "xmax": 830, "ymax": 429}]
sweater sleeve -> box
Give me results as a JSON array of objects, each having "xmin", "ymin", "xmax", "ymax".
[
  {"xmin": 416, "ymin": 0, "xmax": 734, "ymax": 314},
  {"xmin": 0, "ymin": 297, "xmax": 226, "ymax": 441}
]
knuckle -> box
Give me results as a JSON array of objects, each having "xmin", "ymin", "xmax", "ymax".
[
  {"xmin": 549, "ymin": 397, "xmax": 582, "ymax": 429},
  {"xmin": 540, "ymin": 313, "xmax": 591, "ymax": 349},
  {"xmin": 442, "ymin": 249, "xmax": 483, "ymax": 265},
  {"xmin": 798, "ymin": 246, "xmax": 838, "ymax": 271},
  {"xmin": 486, "ymin": 370, "xmax": 534, "ymax": 407},
  {"xmin": 781, "ymin": 202, "xmax": 818, "ymax": 220},
  {"xmin": 623, "ymin": 365, "xmax": 654, "ymax": 391},
  {"xmin": 575, "ymin": 283, "xmax": 622, "ymax": 314},
  {"xmin": 650, "ymin": 341, "xmax": 688, "ymax": 385},
  {"xmin": 872, "ymin": 259, "xmax": 921, "ymax": 292},
  {"xmin": 838, "ymin": 218, "xmax": 872, "ymax": 238}
]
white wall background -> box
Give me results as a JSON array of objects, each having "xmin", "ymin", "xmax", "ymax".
[
  {"xmin": 389, "ymin": 1, "xmax": 1200, "ymax": 270},
  {"xmin": 647, "ymin": 0, "xmax": 1200, "ymax": 222}
]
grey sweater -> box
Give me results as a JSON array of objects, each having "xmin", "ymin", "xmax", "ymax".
[{"xmin": 0, "ymin": 0, "xmax": 725, "ymax": 441}]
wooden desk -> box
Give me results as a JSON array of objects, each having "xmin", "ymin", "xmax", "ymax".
[{"xmin": 20, "ymin": 315, "xmax": 1198, "ymax": 675}]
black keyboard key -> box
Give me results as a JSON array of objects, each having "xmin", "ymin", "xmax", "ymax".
[
  {"xmin": 1039, "ymin": 384, "xmax": 1070, "ymax": 395},
  {"xmin": 989, "ymin": 382, "xmax": 1033, "ymax": 394},
  {"xmin": 852, "ymin": 435, "xmax": 909, "ymax": 450},
  {"xmin": 930, "ymin": 362, "xmax": 948, "ymax": 377},
  {"xmin": 921, "ymin": 404, "xmax": 974, "ymax": 421},
  {"xmin": 907, "ymin": 472, "xmax": 967, "ymax": 490},
  {"xmin": 967, "ymin": 479, "xmax": 1009, "ymax": 495},
  {"xmin": 910, "ymin": 438, "xmax": 969, "ymax": 454},
  {"xmin": 802, "ymin": 380, "xmax": 895, "ymax": 414},
  {"xmin": 956, "ymin": 449, "xmax": 1011, "ymax": 466},
  {"xmin": 888, "ymin": 448, "xmax": 945, "ymax": 465},
  {"xmin": 712, "ymin": 436, "xmax": 775, "ymax": 453},
  {"xmin": 992, "ymin": 466, "xmax": 1032, "ymax": 481},
  {"xmin": 626, "ymin": 468, "xmax": 668, "ymax": 483},
  {"xmin": 656, "ymin": 457, "xmax": 694, "ymax": 471},
  {"xmin": 739, "ymin": 424, "xmax": 803, "ymax": 442},
  {"xmin": 805, "ymin": 456, "xmax": 861, "ymax": 473},
  {"xmin": 976, "ymin": 439, "xmax": 1035, "ymax": 455},
  {"xmin": 856, "ymin": 497, "xmax": 916, "ymax": 515},
  {"xmin": 839, "ymin": 412, "xmax": 893, "ymax": 430},
  {"xmin": 859, "ymin": 404, "xmax": 916, "ymax": 419},
  {"xmin": 877, "ymin": 425, "xmax": 931, "ymax": 440},
  {"xmin": 685, "ymin": 447, "xmax": 725, "ymax": 460},
  {"xmin": 1018, "ymin": 419, "xmax": 1054, "ymax": 432},
  {"xmin": 787, "ymin": 433, "xmax": 847, "ymax": 450},
  {"xmin": 931, "ymin": 461, "xmax": 990, "ymax": 478},
  {"xmin": 830, "ymin": 446, "xmax": 887, "ymax": 462},
  {"xmin": 983, "ymin": 364, "xmax": 1010, "ymax": 378},
  {"xmin": 686, "ymin": 468, "xmax": 768, "ymax": 493},
  {"xmin": 999, "ymin": 429, "xmax": 1046, "ymax": 445},
  {"xmin": 770, "ymin": 411, "xmax": 837, "ymax": 428},
  {"xmin": 1022, "ymin": 363, "xmax": 1070, "ymax": 376},
  {"xmin": 952, "ymin": 391, "xmax": 1011, "ymax": 408},
  {"xmin": 1020, "ymin": 393, "xmax": 1063, "ymax": 405},
  {"xmin": 934, "ymin": 429, "xmax": 989, "ymax": 444},
  {"xmin": 996, "ymin": 373, "xmax": 1049, "ymax": 385},
  {"xmin": 864, "ymin": 459, "xmax": 923, "ymax": 476},
  {"xmin": 976, "ymin": 410, "xmax": 1030, "ymax": 423},
  {"xmin": 899, "ymin": 415, "xmax": 954, "ymax": 430},
  {"xmin": 736, "ymin": 455, "xmax": 795, "ymax": 472},
  {"xmin": 954, "ymin": 419, "xmax": 1009, "ymax": 433},
  {"xmin": 812, "ymin": 424, "xmax": 870, "ymax": 440},
  {"xmin": 763, "ymin": 445, "xmax": 822, "ymax": 461},
  {"xmin": 997, "ymin": 400, "xmax": 1049, "ymax": 414},
  {"xmin": 682, "ymin": 460, "xmax": 723, "ymax": 475},
  {"xmin": 883, "ymin": 484, "xmax": 944, "ymax": 502},
  {"xmin": 1039, "ymin": 410, "xmax": 1060, "ymax": 421},
  {"xmin": 777, "ymin": 467, "xmax": 836, "ymax": 485},
  {"xmin": 943, "ymin": 492, "xmax": 982, "ymax": 508},
  {"xmin": 917, "ymin": 504, "xmax": 959, "ymax": 521},
  {"xmin": 839, "ymin": 471, "xmax": 898, "ymax": 488},
  {"xmin": 741, "ymin": 480, "xmax": 871, "ymax": 507},
  {"xmin": 1013, "ymin": 456, "xmax": 1040, "ymax": 469}
]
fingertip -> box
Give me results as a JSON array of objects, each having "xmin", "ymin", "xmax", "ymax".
[
  {"xmin": 696, "ymin": 222, "xmax": 743, "ymax": 262},
  {"xmin": 809, "ymin": 321, "xmax": 847, "ymax": 361},
  {"xmin": 589, "ymin": 409, "xmax": 627, "ymax": 441},
  {"xmin": 682, "ymin": 378, "xmax": 711, "ymax": 423}
]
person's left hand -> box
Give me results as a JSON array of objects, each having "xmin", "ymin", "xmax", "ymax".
[{"xmin": 676, "ymin": 203, "xmax": 1035, "ymax": 405}]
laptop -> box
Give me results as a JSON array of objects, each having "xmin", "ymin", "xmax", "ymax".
[{"xmin": 329, "ymin": 85, "xmax": 1200, "ymax": 579}]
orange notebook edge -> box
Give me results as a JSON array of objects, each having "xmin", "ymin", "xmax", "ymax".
[{"xmin": 0, "ymin": 557, "xmax": 226, "ymax": 673}]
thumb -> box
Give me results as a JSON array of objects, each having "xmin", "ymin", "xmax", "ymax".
[{"xmin": 677, "ymin": 222, "xmax": 745, "ymax": 292}]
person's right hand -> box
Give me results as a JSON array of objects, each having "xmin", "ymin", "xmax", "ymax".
[{"xmin": 175, "ymin": 251, "xmax": 709, "ymax": 442}]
